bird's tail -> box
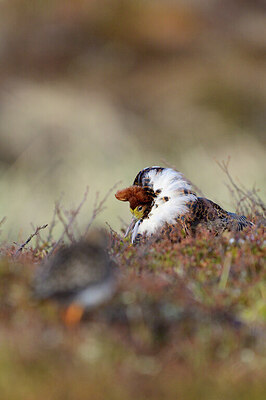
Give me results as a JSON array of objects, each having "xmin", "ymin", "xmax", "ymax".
[{"xmin": 226, "ymin": 212, "xmax": 254, "ymax": 231}]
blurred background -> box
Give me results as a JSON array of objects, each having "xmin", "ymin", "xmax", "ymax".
[{"xmin": 0, "ymin": 0, "xmax": 265, "ymax": 240}]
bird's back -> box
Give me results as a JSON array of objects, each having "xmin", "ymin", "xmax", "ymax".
[{"xmin": 183, "ymin": 197, "xmax": 252, "ymax": 232}]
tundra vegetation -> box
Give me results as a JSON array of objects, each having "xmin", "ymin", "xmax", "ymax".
[{"xmin": 0, "ymin": 165, "xmax": 265, "ymax": 400}]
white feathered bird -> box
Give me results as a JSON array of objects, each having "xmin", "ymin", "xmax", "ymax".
[{"xmin": 115, "ymin": 166, "xmax": 252, "ymax": 243}]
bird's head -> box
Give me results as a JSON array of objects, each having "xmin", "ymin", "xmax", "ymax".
[
  {"xmin": 115, "ymin": 166, "xmax": 198, "ymax": 242},
  {"xmin": 115, "ymin": 186, "xmax": 153, "ymax": 220},
  {"xmin": 130, "ymin": 203, "xmax": 151, "ymax": 220}
]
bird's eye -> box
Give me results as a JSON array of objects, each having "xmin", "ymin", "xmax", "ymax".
[{"xmin": 137, "ymin": 206, "xmax": 143, "ymax": 211}]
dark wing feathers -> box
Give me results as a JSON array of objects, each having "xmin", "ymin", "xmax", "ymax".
[{"xmin": 183, "ymin": 197, "xmax": 252, "ymax": 232}]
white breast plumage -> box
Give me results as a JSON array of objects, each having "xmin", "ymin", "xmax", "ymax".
[
  {"xmin": 116, "ymin": 166, "xmax": 252, "ymax": 243},
  {"xmin": 131, "ymin": 167, "xmax": 197, "ymax": 241}
]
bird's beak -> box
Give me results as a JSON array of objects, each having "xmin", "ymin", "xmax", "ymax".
[{"xmin": 125, "ymin": 216, "xmax": 137, "ymax": 238}]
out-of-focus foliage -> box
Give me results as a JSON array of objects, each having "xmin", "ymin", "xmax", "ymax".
[
  {"xmin": 0, "ymin": 0, "xmax": 265, "ymax": 240},
  {"xmin": 0, "ymin": 171, "xmax": 265, "ymax": 400},
  {"xmin": 0, "ymin": 216, "xmax": 265, "ymax": 399}
]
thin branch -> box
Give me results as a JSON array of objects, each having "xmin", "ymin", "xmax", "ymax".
[
  {"xmin": 30, "ymin": 222, "xmax": 46, "ymax": 249},
  {"xmin": 47, "ymin": 203, "xmax": 58, "ymax": 244},
  {"xmin": 14, "ymin": 224, "xmax": 48, "ymax": 257},
  {"xmin": 62, "ymin": 206, "xmax": 81, "ymax": 238},
  {"xmin": 84, "ymin": 181, "xmax": 121, "ymax": 235},
  {"xmin": 0, "ymin": 217, "xmax": 7, "ymax": 228},
  {"xmin": 216, "ymin": 157, "xmax": 265, "ymax": 215},
  {"xmin": 55, "ymin": 203, "xmax": 75, "ymax": 243},
  {"xmin": 238, "ymin": 181, "xmax": 265, "ymax": 212},
  {"xmin": 118, "ymin": 216, "xmax": 129, "ymax": 230},
  {"xmin": 105, "ymin": 221, "xmax": 120, "ymax": 238},
  {"xmin": 49, "ymin": 186, "xmax": 89, "ymax": 256},
  {"xmin": 0, "ymin": 217, "xmax": 7, "ymax": 238}
]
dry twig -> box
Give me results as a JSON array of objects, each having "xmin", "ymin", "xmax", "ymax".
[
  {"xmin": 84, "ymin": 182, "xmax": 121, "ymax": 235},
  {"xmin": 49, "ymin": 186, "xmax": 89, "ymax": 256},
  {"xmin": 62, "ymin": 206, "xmax": 82, "ymax": 238},
  {"xmin": 47, "ymin": 202, "xmax": 58, "ymax": 245},
  {"xmin": 14, "ymin": 224, "xmax": 48, "ymax": 257},
  {"xmin": 0, "ymin": 217, "xmax": 7, "ymax": 237},
  {"xmin": 0, "ymin": 217, "xmax": 7, "ymax": 228},
  {"xmin": 30, "ymin": 222, "xmax": 47, "ymax": 249},
  {"xmin": 55, "ymin": 203, "xmax": 75, "ymax": 243},
  {"xmin": 216, "ymin": 157, "xmax": 265, "ymax": 216}
]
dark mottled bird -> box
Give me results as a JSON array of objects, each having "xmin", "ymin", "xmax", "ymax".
[
  {"xmin": 115, "ymin": 166, "xmax": 252, "ymax": 243},
  {"xmin": 34, "ymin": 233, "xmax": 116, "ymax": 324}
]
